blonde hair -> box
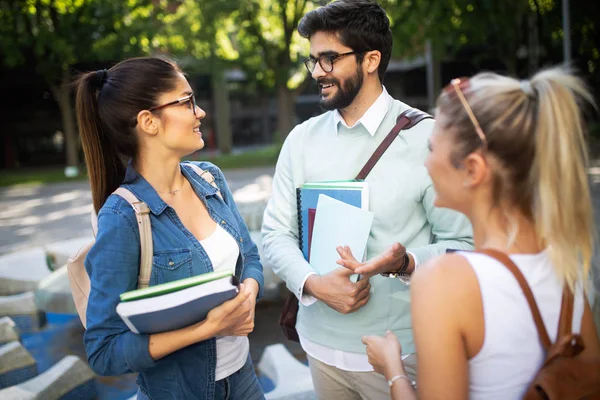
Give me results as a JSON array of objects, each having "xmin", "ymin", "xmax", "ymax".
[{"xmin": 437, "ymin": 67, "xmax": 595, "ymax": 291}]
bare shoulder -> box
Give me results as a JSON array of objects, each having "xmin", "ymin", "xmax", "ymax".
[
  {"xmin": 413, "ymin": 253, "xmax": 474, "ymax": 285},
  {"xmin": 412, "ymin": 253, "xmax": 480, "ymax": 303}
]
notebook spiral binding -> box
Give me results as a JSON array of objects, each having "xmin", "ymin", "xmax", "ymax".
[{"xmin": 296, "ymin": 187, "xmax": 303, "ymax": 251}]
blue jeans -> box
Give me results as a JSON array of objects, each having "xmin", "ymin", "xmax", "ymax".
[
  {"xmin": 137, "ymin": 354, "xmax": 264, "ymax": 400},
  {"xmin": 214, "ymin": 354, "xmax": 265, "ymax": 400}
]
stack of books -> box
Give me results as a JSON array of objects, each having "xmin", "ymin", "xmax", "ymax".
[
  {"xmin": 297, "ymin": 181, "xmax": 373, "ymax": 280},
  {"xmin": 116, "ymin": 270, "xmax": 239, "ymax": 334}
]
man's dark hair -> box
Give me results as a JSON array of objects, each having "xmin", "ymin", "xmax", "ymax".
[{"xmin": 298, "ymin": 0, "xmax": 393, "ymax": 83}]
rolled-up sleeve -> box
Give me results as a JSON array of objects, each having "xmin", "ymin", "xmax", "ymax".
[{"xmin": 83, "ymin": 207, "xmax": 156, "ymax": 376}]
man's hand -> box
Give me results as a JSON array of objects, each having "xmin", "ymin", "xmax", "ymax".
[
  {"xmin": 304, "ymin": 267, "xmax": 371, "ymax": 314},
  {"xmin": 336, "ymin": 243, "xmax": 412, "ymax": 279}
]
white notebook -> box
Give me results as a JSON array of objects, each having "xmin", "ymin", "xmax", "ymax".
[{"xmin": 309, "ymin": 194, "xmax": 374, "ymax": 282}]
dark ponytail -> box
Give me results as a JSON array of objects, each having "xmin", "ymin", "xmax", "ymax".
[
  {"xmin": 75, "ymin": 71, "xmax": 125, "ymax": 213},
  {"xmin": 74, "ymin": 57, "xmax": 181, "ymax": 213}
]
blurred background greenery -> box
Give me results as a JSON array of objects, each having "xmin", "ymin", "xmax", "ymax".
[{"xmin": 0, "ymin": 0, "xmax": 598, "ymax": 184}]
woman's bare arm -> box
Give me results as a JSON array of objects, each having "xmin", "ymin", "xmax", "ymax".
[{"xmin": 410, "ymin": 254, "xmax": 481, "ymax": 400}]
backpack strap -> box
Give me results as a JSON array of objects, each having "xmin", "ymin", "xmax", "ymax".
[
  {"xmin": 113, "ymin": 187, "xmax": 153, "ymax": 289},
  {"xmin": 185, "ymin": 163, "xmax": 224, "ymax": 200},
  {"xmin": 479, "ymin": 249, "xmax": 552, "ymax": 350},
  {"xmin": 355, "ymin": 108, "xmax": 433, "ymax": 180}
]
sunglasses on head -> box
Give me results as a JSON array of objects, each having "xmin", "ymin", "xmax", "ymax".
[{"xmin": 443, "ymin": 77, "xmax": 487, "ymax": 146}]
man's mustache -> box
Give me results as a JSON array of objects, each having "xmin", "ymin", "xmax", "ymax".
[{"xmin": 317, "ymin": 78, "xmax": 339, "ymax": 87}]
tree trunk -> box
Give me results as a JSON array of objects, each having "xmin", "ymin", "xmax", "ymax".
[
  {"xmin": 52, "ymin": 69, "xmax": 79, "ymax": 170},
  {"xmin": 260, "ymin": 95, "xmax": 271, "ymax": 144},
  {"xmin": 210, "ymin": 45, "xmax": 232, "ymax": 155},
  {"xmin": 211, "ymin": 68, "xmax": 233, "ymax": 155},
  {"xmin": 425, "ymin": 40, "xmax": 442, "ymax": 112},
  {"xmin": 275, "ymin": 84, "xmax": 296, "ymax": 142},
  {"xmin": 3, "ymin": 134, "xmax": 17, "ymax": 168}
]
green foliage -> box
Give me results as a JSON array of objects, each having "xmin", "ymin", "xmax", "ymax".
[
  {"xmin": 0, "ymin": 0, "xmax": 154, "ymax": 81},
  {"xmin": 381, "ymin": 0, "xmax": 532, "ymax": 71},
  {"xmin": 233, "ymin": 0, "xmax": 318, "ymax": 92}
]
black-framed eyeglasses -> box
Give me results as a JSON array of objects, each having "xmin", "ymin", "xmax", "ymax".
[
  {"xmin": 303, "ymin": 51, "xmax": 364, "ymax": 74},
  {"xmin": 148, "ymin": 93, "xmax": 197, "ymax": 114}
]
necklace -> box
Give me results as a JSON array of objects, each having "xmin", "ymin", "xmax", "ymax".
[{"xmin": 156, "ymin": 179, "xmax": 185, "ymax": 195}]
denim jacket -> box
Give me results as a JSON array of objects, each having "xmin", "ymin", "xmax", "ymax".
[{"xmin": 83, "ymin": 161, "xmax": 264, "ymax": 399}]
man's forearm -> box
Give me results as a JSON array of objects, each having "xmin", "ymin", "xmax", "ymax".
[{"xmin": 408, "ymin": 238, "xmax": 474, "ymax": 267}]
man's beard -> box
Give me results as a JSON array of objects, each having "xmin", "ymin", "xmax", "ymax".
[{"xmin": 318, "ymin": 67, "xmax": 364, "ymax": 111}]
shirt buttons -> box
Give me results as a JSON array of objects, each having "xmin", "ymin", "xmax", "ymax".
[
  {"xmin": 168, "ymin": 260, "xmax": 174, "ymax": 266},
  {"xmin": 221, "ymin": 220, "xmax": 226, "ymax": 225},
  {"xmin": 239, "ymin": 238, "xmax": 243, "ymax": 243}
]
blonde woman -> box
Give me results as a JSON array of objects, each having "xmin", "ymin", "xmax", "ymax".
[{"xmin": 338, "ymin": 67, "xmax": 600, "ymax": 399}]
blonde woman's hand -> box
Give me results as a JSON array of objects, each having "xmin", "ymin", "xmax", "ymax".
[
  {"xmin": 362, "ymin": 331, "xmax": 404, "ymax": 378},
  {"xmin": 205, "ymin": 283, "xmax": 254, "ymax": 337}
]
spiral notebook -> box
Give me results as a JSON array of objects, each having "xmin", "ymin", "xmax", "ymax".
[{"xmin": 296, "ymin": 181, "xmax": 369, "ymax": 261}]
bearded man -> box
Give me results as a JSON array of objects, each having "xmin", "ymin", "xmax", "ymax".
[{"xmin": 262, "ymin": 1, "xmax": 473, "ymax": 399}]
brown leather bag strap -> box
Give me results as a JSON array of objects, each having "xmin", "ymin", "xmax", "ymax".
[
  {"xmin": 479, "ymin": 249, "xmax": 552, "ymax": 350},
  {"xmin": 355, "ymin": 108, "xmax": 433, "ymax": 180},
  {"xmin": 557, "ymin": 286, "xmax": 575, "ymax": 337}
]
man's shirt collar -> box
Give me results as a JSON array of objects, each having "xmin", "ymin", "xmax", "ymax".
[{"xmin": 333, "ymin": 86, "xmax": 392, "ymax": 136}]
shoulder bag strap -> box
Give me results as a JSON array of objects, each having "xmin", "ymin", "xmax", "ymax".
[
  {"xmin": 355, "ymin": 108, "xmax": 433, "ymax": 180},
  {"xmin": 479, "ymin": 249, "xmax": 552, "ymax": 350},
  {"xmin": 557, "ymin": 285, "xmax": 575, "ymax": 337},
  {"xmin": 186, "ymin": 163, "xmax": 224, "ymax": 200},
  {"xmin": 113, "ymin": 187, "xmax": 153, "ymax": 289}
]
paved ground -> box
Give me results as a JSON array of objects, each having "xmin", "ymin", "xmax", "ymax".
[{"xmin": 0, "ymin": 166, "xmax": 275, "ymax": 255}]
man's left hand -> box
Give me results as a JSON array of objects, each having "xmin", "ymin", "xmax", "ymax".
[{"xmin": 336, "ymin": 242, "xmax": 409, "ymax": 279}]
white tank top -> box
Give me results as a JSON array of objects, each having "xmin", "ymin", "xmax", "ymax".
[
  {"xmin": 200, "ymin": 224, "xmax": 249, "ymax": 381},
  {"xmin": 460, "ymin": 251, "xmax": 584, "ymax": 400}
]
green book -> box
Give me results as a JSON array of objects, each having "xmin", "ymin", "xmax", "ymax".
[
  {"xmin": 301, "ymin": 180, "xmax": 365, "ymax": 189},
  {"xmin": 120, "ymin": 269, "xmax": 235, "ymax": 302}
]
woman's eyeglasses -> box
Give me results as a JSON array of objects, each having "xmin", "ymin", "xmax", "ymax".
[
  {"xmin": 148, "ymin": 93, "xmax": 197, "ymax": 114},
  {"xmin": 443, "ymin": 77, "xmax": 487, "ymax": 146}
]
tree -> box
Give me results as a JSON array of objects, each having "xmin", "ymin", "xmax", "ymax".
[
  {"xmin": 140, "ymin": 0, "xmax": 240, "ymax": 154},
  {"xmin": 235, "ymin": 0, "xmax": 320, "ymax": 141},
  {"xmin": 0, "ymin": 0, "xmax": 153, "ymax": 172},
  {"xmin": 381, "ymin": 0, "xmax": 532, "ymax": 76}
]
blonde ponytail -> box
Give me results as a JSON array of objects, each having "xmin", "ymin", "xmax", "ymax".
[
  {"xmin": 437, "ymin": 67, "xmax": 596, "ymax": 291},
  {"xmin": 530, "ymin": 68, "xmax": 595, "ymax": 291}
]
